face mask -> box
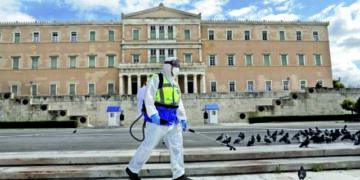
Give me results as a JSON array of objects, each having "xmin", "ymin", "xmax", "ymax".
[{"xmin": 172, "ymin": 67, "xmax": 179, "ymax": 77}]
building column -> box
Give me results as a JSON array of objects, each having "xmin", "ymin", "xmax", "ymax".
[
  {"xmin": 201, "ymin": 74, "xmax": 206, "ymax": 93},
  {"xmin": 127, "ymin": 75, "xmax": 132, "ymax": 95},
  {"xmin": 137, "ymin": 75, "xmax": 141, "ymax": 89},
  {"xmin": 184, "ymin": 74, "xmax": 188, "ymax": 94},
  {"xmin": 119, "ymin": 75, "xmax": 124, "ymax": 95},
  {"xmin": 193, "ymin": 74, "xmax": 197, "ymax": 94}
]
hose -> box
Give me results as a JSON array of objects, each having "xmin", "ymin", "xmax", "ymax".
[{"xmin": 129, "ymin": 113, "xmax": 147, "ymax": 142}]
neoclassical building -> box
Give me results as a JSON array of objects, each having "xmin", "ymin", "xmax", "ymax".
[{"xmin": 0, "ymin": 4, "xmax": 332, "ymax": 97}]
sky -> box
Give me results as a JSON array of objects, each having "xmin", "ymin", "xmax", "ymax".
[{"xmin": 1, "ymin": 0, "xmax": 360, "ymax": 87}]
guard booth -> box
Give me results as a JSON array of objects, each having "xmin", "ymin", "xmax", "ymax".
[
  {"xmin": 107, "ymin": 106, "xmax": 121, "ymax": 127},
  {"xmin": 204, "ymin": 104, "xmax": 219, "ymax": 124}
]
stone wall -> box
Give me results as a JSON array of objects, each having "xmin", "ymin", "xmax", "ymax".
[{"xmin": 1, "ymin": 88, "xmax": 360, "ymax": 127}]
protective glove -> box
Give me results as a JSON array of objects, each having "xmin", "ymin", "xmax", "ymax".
[
  {"xmin": 150, "ymin": 113, "xmax": 161, "ymax": 125},
  {"xmin": 181, "ymin": 120, "xmax": 187, "ymax": 132}
]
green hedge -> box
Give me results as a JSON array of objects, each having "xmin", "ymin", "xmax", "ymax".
[
  {"xmin": 0, "ymin": 120, "xmax": 78, "ymax": 129},
  {"xmin": 248, "ymin": 114, "xmax": 360, "ymax": 124}
]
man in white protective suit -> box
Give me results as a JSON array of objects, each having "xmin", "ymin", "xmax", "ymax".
[{"xmin": 126, "ymin": 57, "xmax": 192, "ymax": 180}]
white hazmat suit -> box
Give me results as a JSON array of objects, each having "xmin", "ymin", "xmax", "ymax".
[{"xmin": 127, "ymin": 58, "xmax": 188, "ymax": 180}]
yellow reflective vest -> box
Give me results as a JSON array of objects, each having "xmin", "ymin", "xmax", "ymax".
[{"xmin": 154, "ymin": 73, "xmax": 180, "ymax": 108}]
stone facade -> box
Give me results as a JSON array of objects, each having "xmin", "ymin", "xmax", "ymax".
[
  {"xmin": 1, "ymin": 88, "xmax": 359, "ymax": 127},
  {"xmin": 0, "ymin": 4, "xmax": 337, "ymax": 127}
]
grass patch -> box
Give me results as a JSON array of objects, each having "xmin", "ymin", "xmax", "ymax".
[
  {"xmin": 274, "ymin": 164, "xmax": 282, "ymax": 174},
  {"xmin": 311, "ymin": 164, "xmax": 323, "ymax": 172}
]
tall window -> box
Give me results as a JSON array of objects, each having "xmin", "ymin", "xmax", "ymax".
[
  {"xmin": 168, "ymin": 26, "xmax": 173, "ymax": 40},
  {"xmin": 227, "ymin": 55, "xmax": 234, "ymax": 66},
  {"xmin": 33, "ymin": 32, "xmax": 40, "ymax": 43},
  {"xmin": 71, "ymin": 32, "xmax": 77, "ymax": 42},
  {"xmin": 262, "ymin": 31, "xmax": 268, "ymax": 40},
  {"xmin": 89, "ymin": 31, "xmax": 96, "ymax": 42},
  {"xmin": 14, "ymin": 32, "xmax": 21, "ymax": 43},
  {"xmin": 159, "ymin": 49, "xmax": 165, "ymax": 63},
  {"xmin": 298, "ymin": 54, "xmax": 305, "ymax": 66},
  {"xmin": 150, "ymin": 49, "xmax": 156, "ymax": 63},
  {"xmin": 50, "ymin": 56, "xmax": 58, "ymax": 69},
  {"xmin": 226, "ymin": 30, "xmax": 232, "ymax": 40},
  {"xmin": 69, "ymin": 84, "xmax": 76, "ymax": 96},
  {"xmin": 314, "ymin": 54, "xmax": 322, "ymax": 65},
  {"xmin": 108, "ymin": 83, "xmax": 115, "ymax": 95},
  {"xmin": 210, "ymin": 81, "xmax": 217, "ymax": 92},
  {"xmin": 244, "ymin": 30, "xmax": 250, "ymax": 40},
  {"xmin": 88, "ymin": 83, "xmax": 95, "ymax": 95},
  {"xmin": 168, "ymin": 49, "xmax": 174, "ymax": 57},
  {"xmin": 11, "ymin": 85, "xmax": 18, "ymax": 96},
  {"xmin": 184, "ymin": 53, "xmax": 192, "ymax": 63},
  {"xmin": 283, "ymin": 80, "xmax": 289, "ymax": 91},
  {"xmin": 281, "ymin": 54, "xmax": 288, "ymax": 66},
  {"xmin": 208, "ymin": 30, "xmax": 214, "ymax": 40},
  {"xmin": 279, "ymin": 31, "xmax": 285, "ymax": 40},
  {"xmin": 31, "ymin": 84, "xmax": 37, "ymax": 96},
  {"xmin": 313, "ymin": 31, "xmax": 319, "ymax": 41},
  {"xmin": 12, "ymin": 57, "xmax": 20, "ymax": 69},
  {"xmin": 88, "ymin": 56, "xmax": 96, "ymax": 68},
  {"xmin": 159, "ymin": 26, "xmax": 165, "ymax": 40},
  {"xmin": 69, "ymin": 56, "xmax": 76, "ymax": 68},
  {"xmin": 296, "ymin": 31, "xmax": 302, "ymax": 41},
  {"xmin": 209, "ymin": 55, "xmax": 216, "ymax": 66},
  {"xmin": 229, "ymin": 81, "xmax": 235, "ymax": 92},
  {"xmin": 265, "ymin": 81, "xmax": 272, "ymax": 92},
  {"xmin": 150, "ymin": 25, "xmax": 156, "ymax": 40},
  {"xmin": 108, "ymin": 30, "xmax": 115, "ymax": 41},
  {"xmin": 132, "ymin": 54, "xmax": 140, "ymax": 64},
  {"xmin": 263, "ymin": 54, "xmax": 270, "ymax": 65},
  {"xmin": 245, "ymin": 54, "xmax": 253, "ymax": 66},
  {"xmin": 107, "ymin": 55, "xmax": 115, "ymax": 67},
  {"xmin": 31, "ymin": 56, "xmax": 39, "ymax": 69},
  {"xmin": 133, "ymin": 29, "xmax": 139, "ymax": 40},
  {"xmin": 300, "ymin": 80, "xmax": 306, "ymax": 90},
  {"xmin": 50, "ymin": 84, "xmax": 57, "ymax": 96},
  {"xmin": 52, "ymin": 32, "xmax": 58, "ymax": 42},
  {"xmin": 184, "ymin": 29, "xmax": 190, "ymax": 40},
  {"xmin": 247, "ymin": 81, "xmax": 254, "ymax": 92}
]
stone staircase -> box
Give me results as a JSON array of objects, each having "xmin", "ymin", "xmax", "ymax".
[{"xmin": 1, "ymin": 143, "xmax": 359, "ymax": 179}]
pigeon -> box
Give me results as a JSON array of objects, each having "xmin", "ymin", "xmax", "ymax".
[
  {"xmin": 271, "ymin": 130, "xmax": 278, "ymax": 142},
  {"xmin": 267, "ymin": 129, "xmax": 271, "ymax": 136},
  {"xmin": 341, "ymin": 132, "xmax": 354, "ymax": 141},
  {"xmin": 247, "ymin": 135, "xmax": 255, "ymax": 147},
  {"xmin": 355, "ymin": 130, "xmax": 360, "ymax": 136},
  {"xmin": 354, "ymin": 134, "xmax": 360, "ymax": 145},
  {"xmin": 279, "ymin": 129, "xmax": 284, "ymax": 136},
  {"xmin": 292, "ymin": 132, "xmax": 301, "ymax": 142},
  {"xmin": 315, "ymin": 126, "xmax": 322, "ymax": 133},
  {"xmin": 279, "ymin": 133, "xmax": 291, "ymax": 144},
  {"xmin": 73, "ymin": 129, "xmax": 77, "ymax": 133},
  {"xmin": 221, "ymin": 136, "xmax": 232, "ymax": 145},
  {"xmin": 311, "ymin": 134, "xmax": 325, "ymax": 143},
  {"xmin": 216, "ymin": 133, "xmax": 224, "ymax": 141},
  {"xmin": 237, "ymin": 132, "xmax": 245, "ymax": 139},
  {"xmin": 264, "ymin": 135, "xmax": 272, "ymax": 144},
  {"xmin": 233, "ymin": 136, "xmax": 242, "ymax": 144},
  {"xmin": 298, "ymin": 166, "xmax": 306, "ymax": 180},
  {"xmin": 256, "ymin": 134, "xmax": 261, "ymax": 142},
  {"xmin": 341, "ymin": 125, "xmax": 349, "ymax": 135},
  {"xmin": 299, "ymin": 136, "xmax": 310, "ymax": 148}
]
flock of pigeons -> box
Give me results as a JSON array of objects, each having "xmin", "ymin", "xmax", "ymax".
[
  {"xmin": 215, "ymin": 125, "xmax": 360, "ymax": 180},
  {"xmin": 216, "ymin": 125, "xmax": 360, "ymax": 149}
]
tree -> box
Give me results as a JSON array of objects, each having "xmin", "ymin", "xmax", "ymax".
[
  {"xmin": 354, "ymin": 97, "xmax": 360, "ymax": 114},
  {"xmin": 340, "ymin": 99, "xmax": 355, "ymax": 114},
  {"xmin": 333, "ymin": 80, "xmax": 345, "ymax": 89}
]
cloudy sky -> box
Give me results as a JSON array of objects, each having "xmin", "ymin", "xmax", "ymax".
[{"xmin": 1, "ymin": 0, "xmax": 360, "ymax": 87}]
